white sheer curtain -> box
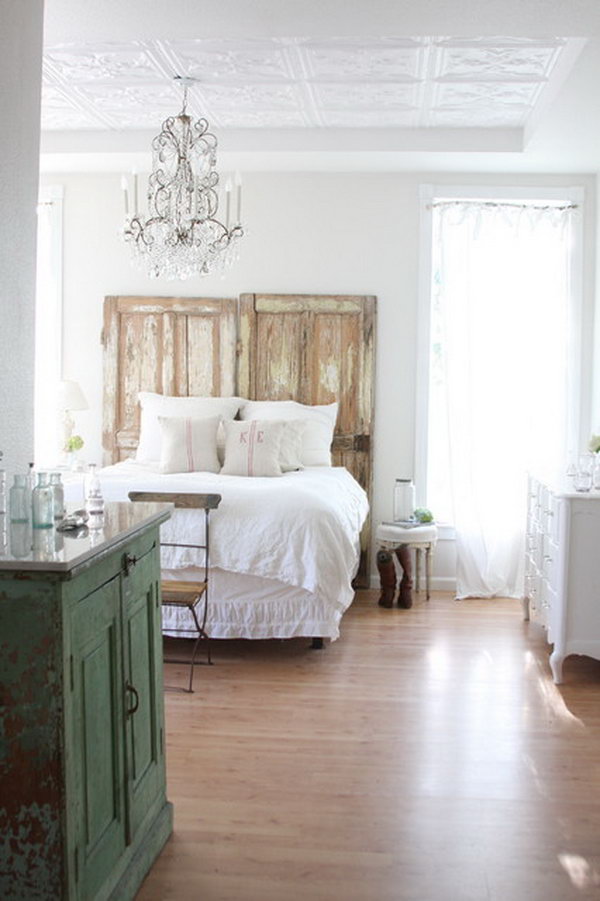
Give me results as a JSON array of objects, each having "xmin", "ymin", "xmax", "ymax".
[{"xmin": 429, "ymin": 200, "xmax": 576, "ymax": 599}]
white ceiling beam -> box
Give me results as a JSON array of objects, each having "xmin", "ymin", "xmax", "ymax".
[{"xmin": 40, "ymin": 126, "xmax": 523, "ymax": 157}]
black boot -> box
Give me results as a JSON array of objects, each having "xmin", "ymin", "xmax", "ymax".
[{"xmin": 377, "ymin": 550, "xmax": 396, "ymax": 608}]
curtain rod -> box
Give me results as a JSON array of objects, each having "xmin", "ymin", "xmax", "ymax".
[{"xmin": 429, "ymin": 200, "xmax": 578, "ymax": 212}]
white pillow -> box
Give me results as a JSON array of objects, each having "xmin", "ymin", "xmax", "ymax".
[
  {"xmin": 279, "ymin": 420, "xmax": 305, "ymax": 472},
  {"xmin": 221, "ymin": 420, "xmax": 284, "ymax": 477},
  {"xmin": 158, "ymin": 416, "xmax": 221, "ymax": 474},
  {"xmin": 136, "ymin": 392, "xmax": 243, "ymax": 462},
  {"xmin": 239, "ymin": 401, "xmax": 338, "ymax": 466}
]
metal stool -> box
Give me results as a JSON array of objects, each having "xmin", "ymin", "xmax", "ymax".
[{"xmin": 129, "ymin": 491, "xmax": 221, "ymax": 692}]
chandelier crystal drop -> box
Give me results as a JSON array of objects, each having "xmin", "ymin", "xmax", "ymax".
[{"xmin": 122, "ymin": 76, "xmax": 243, "ymax": 280}]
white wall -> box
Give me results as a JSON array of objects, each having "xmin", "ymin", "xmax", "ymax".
[
  {"xmin": 0, "ymin": 0, "xmax": 43, "ymax": 474},
  {"xmin": 43, "ymin": 169, "xmax": 597, "ymax": 587}
]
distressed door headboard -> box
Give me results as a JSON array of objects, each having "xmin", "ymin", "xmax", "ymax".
[
  {"xmin": 102, "ymin": 295, "xmax": 237, "ymax": 464},
  {"xmin": 238, "ymin": 293, "xmax": 376, "ymax": 587}
]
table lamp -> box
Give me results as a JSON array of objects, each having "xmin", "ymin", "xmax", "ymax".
[{"xmin": 57, "ymin": 380, "xmax": 88, "ymax": 455}]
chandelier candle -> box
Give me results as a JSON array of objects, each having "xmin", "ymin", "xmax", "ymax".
[
  {"xmin": 121, "ymin": 175, "xmax": 129, "ymax": 216},
  {"xmin": 122, "ymin": 75, "xmax": 244, "ymax": 280},
  {"xmin": 235, "ymin": 171, "xmax": 242, "ymax": 223},
  {"xmin": 132, "ymin": 168, "xmax": 138, "ymax": 215}
]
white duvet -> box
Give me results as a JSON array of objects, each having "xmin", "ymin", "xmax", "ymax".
[{"xmin": 65, "ymin": 462, "xmax": 369, "ymax": 639}]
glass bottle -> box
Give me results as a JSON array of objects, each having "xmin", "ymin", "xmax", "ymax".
[
  {"xmin": 49, "ymin": 472, "xmax": 65, "ymax": 521},
  {"xmin": 85, "ymin": 463, "xmax": 105, "ymax": 528},
  {"xmin": 9, "ymin": 475, "xmax": 30, "ymax": 524},
  {"xmin": 393, "ymin": 478, "xmax": 416, "ymax": 522},
  {"xmin": 574, "ymin": 453, "xmax": 594, "ymax": 493},
  {"xmin": 0, "ymin": 469, "xmax": 6, "ymax": 515},
  {"xmin": 32, "ymin": 472, "xmax": 54, "ymax": 529},
  {"xmin": 0, "ymin": 449, "xmax": 5, "ymax": 514}
]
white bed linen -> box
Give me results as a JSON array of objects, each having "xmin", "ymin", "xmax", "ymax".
[{"xmin": 65, "ymin": 463, "xmax": 369, "ymax": 640}]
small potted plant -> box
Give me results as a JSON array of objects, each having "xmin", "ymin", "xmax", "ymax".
[
  {"xmin": 65, "ymin": 434, "xmax": 85, "ymax": 470},
  {"xmin": 589, "ymin": 435, "xmax": 600, "ymax": 454}
]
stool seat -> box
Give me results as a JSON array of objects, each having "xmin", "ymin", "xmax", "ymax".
[{"xmin": 377, "ymin": 522, "xmax": 438, "ymax": 545}]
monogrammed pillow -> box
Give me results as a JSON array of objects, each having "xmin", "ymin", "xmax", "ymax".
[
  {"xmin": 158, "ymin": 415, "xmax": 221, "ymax": 474},
  {"xmin": 221, "ymin": 420, "xmax": 284, "ymax": 477},
  {"xmin": 239, "ymin": 400, "xmax": 338, "ymax": 466}
]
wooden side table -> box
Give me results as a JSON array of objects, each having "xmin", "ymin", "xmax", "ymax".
[{"xmin": 376, "ymin": 522, "xmax": 438, "ymax": 608}]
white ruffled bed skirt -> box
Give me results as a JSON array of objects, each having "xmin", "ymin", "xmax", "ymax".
[{"xmin": 161, "ymin": 566, "xmax": 345, "ymax": 640}]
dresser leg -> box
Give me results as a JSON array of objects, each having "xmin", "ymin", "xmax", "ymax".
[
  {"xmin": 550, "ymin": 649, "xmax": 564, "ymax": 684},
  {"xmin": 425, "ymin": 546, "xmax": 432, "ymax": 600}
]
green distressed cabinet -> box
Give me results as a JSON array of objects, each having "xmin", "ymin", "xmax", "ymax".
[{"xmin": 0, "ymin": 502, "xmax": 173, "ymax": 900}]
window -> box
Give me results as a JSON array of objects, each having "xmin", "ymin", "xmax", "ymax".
[
  {"xmin": 35, "ymin": 186, "xmax": 64, "ymax": 466},
  {"xmin": 417, "ymin": 185, "xmax": 583, "ymax": 597}
]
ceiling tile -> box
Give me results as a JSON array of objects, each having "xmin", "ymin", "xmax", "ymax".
[
  {"xmin": 435, "ymin": 43, "xmax": 561, "ymax": 82},
  {"xmin": 44, "ymin": 42, "xmax": 163, "ymax": 84},
  {"xmin": 165, "ymin": 38, "xmax": 295, "ymax": 82},
  {"xmin": 40, "ymin": 35, "xmax": 583, "ymax": 136},
  {"xmin": 198, "ymin": 83, "xmax": 303, "ymax": 111},
  {"xmin": 313, "ymin": 82, "xmax": 418, "ymax": 110},
  {"xmin": 302, "ymin": 38, "xmax": 423, "ymax": 81}
]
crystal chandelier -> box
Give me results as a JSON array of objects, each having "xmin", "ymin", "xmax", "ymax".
[{"xmin": 122, "ymin": 76, "xmax": 243, "ymax": 280}]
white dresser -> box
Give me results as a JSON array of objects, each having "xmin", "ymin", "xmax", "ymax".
[{"xmin": 524, "ymin": 475, "xmax": 600, "ymax": 683}]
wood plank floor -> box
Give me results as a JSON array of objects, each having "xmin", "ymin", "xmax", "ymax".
[{"xmin": 137, "ymin": 591, "xmax": 600, "ymax": 901}]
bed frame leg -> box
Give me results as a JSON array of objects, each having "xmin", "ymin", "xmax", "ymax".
[{"xmin": 311, "ymin": 637, "xmax": 324, "ymax": 650}]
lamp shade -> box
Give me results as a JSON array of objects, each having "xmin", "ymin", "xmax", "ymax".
[{"xmin": 57, "ymin": 380, "xmax": 88, "ymax": 412}]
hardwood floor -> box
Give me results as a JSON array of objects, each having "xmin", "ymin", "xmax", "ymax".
[{"xmin": 137, "ymin": 591, "xmax": 600, "ymax": 901}]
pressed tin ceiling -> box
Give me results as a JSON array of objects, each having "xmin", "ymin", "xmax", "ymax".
[{"xmin": 41, "ymin": 36, "xmax": 583, "ymax": 133}]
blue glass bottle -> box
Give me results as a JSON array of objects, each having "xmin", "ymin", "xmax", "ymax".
[
  {"xmin": 32, "ymin": 472, "xmax": 54, "ymax": 529},
  {"xmin": 9, "ymin": 475, "xmax": 29, "ymax": 524},
  {"xmin": 49, "ymin": 472, "xmax": 65, "ymax": 521}
]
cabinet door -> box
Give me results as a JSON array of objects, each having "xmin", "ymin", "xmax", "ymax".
[
  {"xmin": 122, "ymin": 541, "xmax": 166, "ymax": 841},
  {"xmin": 71, "ymin": 573, "xmax": 126, "ymax": 899}
]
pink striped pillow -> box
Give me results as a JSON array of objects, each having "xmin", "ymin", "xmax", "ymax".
[
  {"xmin": 158, "ymin": 416, "xmax": 221, "ymax": 474},
  {"xmin": 221, "ymin": 420, "xmax": 284, "ymax": 477}
]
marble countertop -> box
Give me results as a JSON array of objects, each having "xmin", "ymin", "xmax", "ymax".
[{"xmin": 0, "ymin": 501, "xmax": 171, "ymax": 573}]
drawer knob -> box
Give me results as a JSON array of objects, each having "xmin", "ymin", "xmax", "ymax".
[{"xmin": 123, "ymin": 553, "xmax": 137, "ymax": 576}]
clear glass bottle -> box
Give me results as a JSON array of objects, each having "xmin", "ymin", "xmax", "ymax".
[
  {"xmin": 0, "ymin": 469, "xmax": 6, "ymax": 515},
  {"xmin": 49, "ymin": 472, "xmax": 65, "ymax": 521},
  {"xmin": 10, "ymin": 522, "xmax": 31, "ymax": 558},
  {"xmin": 32, "ymin": 472, "xmax": 54, "ymax": 529},
  {"xmin": 85, "ymin": 463, "xmax": 105, "ymax": 528},
  {"xmin": 393, "ymin": 478, "xmax": 416, "ymax": 522},
  {"xmin": 9, "ymin": 474, "xmax": 30, "ymax": 524},
  {"xmin": 0, "ymin": 449, "xmax": 5, "ymax": 514}
]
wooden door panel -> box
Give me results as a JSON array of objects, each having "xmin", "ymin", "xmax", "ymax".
[
  {"xmin": 103, "ymin": 296, "xmax": 237, "ymax": 464},
  {"xmin": 187, "ymin": 314, "xmax": 220, "ymax": 396},
  {"xmin": 239, "ymin": 293, "xmax": 375, "ymax": 588},
  {"xmin": 254, "ymin": 313, "xmax": 305, "ymax": 401}
]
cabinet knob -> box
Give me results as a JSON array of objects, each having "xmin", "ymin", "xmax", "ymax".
[
  {"xmin": 125, "ymin": 681, "xmax": 140, "ymax": 716},
  {"xmin": 123, "ymin": 553, "xmax": 137, "ymax": 576}
]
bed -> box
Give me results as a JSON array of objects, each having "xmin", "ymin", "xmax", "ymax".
[{"xmin": 98, "ymin": 292, "xmax": 375, "ymax": 641}]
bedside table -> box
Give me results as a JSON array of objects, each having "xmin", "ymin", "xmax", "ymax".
[{"xmin": 376, "ymin": 522, "xmax": 438, "ymax": 608}]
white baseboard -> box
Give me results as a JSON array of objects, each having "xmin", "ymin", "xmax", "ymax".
[{"xmin": 368, "ymin": 572, "xmax": 456, "ymax": 593}]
